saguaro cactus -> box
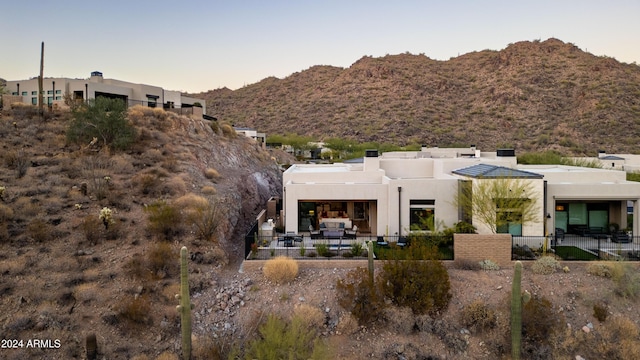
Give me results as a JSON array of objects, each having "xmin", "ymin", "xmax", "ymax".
[
  {"xmin": 176, "ymin": 246, "xmax": 193, "ymax": 360},
  {"xmin": 511, "ymin": 260, "xmax": 526, "ymax": 360},
  {"xmin": 367, "ymin": 241, "xmax": 374, "ymax": 284}
]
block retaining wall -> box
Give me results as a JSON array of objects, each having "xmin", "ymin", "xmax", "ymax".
[{"xmin": 454, "ymin": 233, "xmax": 512, "ymax": 266}]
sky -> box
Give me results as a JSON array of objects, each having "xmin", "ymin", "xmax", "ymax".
[{"xmin": 2, "ymin": 0, "xmax": 639, "ymax": 93}]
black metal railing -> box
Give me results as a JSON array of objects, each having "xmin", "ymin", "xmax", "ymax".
[
  {"xmin": 244, "ymin": 233, "xmax": 454, "ymax": 261},
  {"xmin": 513, "ymin": 234, "xmax": 640, "ymax": 261}
]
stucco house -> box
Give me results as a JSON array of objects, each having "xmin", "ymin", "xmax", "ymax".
[
  {"xmin": 4, "ymin": 71, "xmax": 206, "ymax": 115},
  {"xmin": 282, "ymin": 146, "xmax": 640, "ymax": 239}
]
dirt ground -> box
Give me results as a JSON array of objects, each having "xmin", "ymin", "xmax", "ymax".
[{"xmin": 191, "ymin": 258, "xmax": 637, "ymax": 360}]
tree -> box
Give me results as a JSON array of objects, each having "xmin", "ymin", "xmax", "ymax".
[
  {"xmin": 67, "ymin": 97, "xmax": 136, "ymax": 150},
  {"xmin": 455, "ymin": 177, "xmax": 540, "ymax": 234}
]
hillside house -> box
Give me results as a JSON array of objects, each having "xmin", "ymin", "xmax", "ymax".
[
  {"xmin": 4, "ymin": 72, "xmax": 206, "ymax": 116},
  {"xmin": 282, "ymin": 147, "xmax": 640, "ymax": 238}
]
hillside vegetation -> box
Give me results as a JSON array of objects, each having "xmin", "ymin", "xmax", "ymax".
[
  {"xmin": 0, "ymin": 105, "xmax": 281, "ymax": 359},
  {"xmin": 199, "ymin": 38, "xmax": 640, "ymax": 155}
]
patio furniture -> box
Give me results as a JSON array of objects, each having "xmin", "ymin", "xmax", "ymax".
[
  {"xmin": 612, "ymin": 230, "xmax": 631, "ymax": 243},
  {"xmin": 278, "ymin": 233, "xmax": 302, "ymax": 247},
  {"xmin": 396, "ymin": 236, "xmax": 409, "ymax": 248},
  {"xmin": 309, "ymin": 225, "xmax": 322, "ymax": 239},
  {"xmin": 344, "ymin": 225, "xmax": 358, "ymax": 239},
  {"xmin": 376, "ymin": 236, "xmax": 389, "ymax": 247}
]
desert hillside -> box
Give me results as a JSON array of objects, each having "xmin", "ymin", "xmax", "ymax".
[
  {"xmin": 199, "ymin": 38, "xmax": 640, "ymax": 155},
  {"xmin": 0, "ymin": 105, "xmax": 282, "ymax": 359}
]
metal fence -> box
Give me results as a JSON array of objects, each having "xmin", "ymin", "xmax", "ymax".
[
  {"xmin": 244, "ymin": 233, "xmax": 454, "ymax": 260},
  {"xmin": 513, "ymin": 235, "xmax": 640, "ymax": 261}
]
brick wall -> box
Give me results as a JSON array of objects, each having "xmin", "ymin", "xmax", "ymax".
[{"xmin": 454, "ymin": 233, "xmax": 512, "ymax": 266}]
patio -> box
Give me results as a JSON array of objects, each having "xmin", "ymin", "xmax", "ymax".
[{"xmin": 249, "ymin": 232, "xmax": 375, "ymax": 260}]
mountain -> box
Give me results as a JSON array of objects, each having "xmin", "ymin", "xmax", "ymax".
[{"xmin": 198, "ymin": 38, "xmax": 640, "ymax": 155}]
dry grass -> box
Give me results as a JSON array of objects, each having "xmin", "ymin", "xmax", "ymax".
[
  {"xmin": 263, "ymin": 256, "xmax": 299, "ymax": 284},
  {"xmin": 204, "ymin": 168, "xmax": 221, "ymax": 180},
  {"xmin": 292, "ymin": 303, "xmax": 325, "ymax": 329},
  {"xmin": 201, "ymin": 185, "xmax": 217, "ymax": 195}
]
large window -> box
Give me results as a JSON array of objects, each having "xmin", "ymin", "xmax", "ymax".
[
  {"xmin": 410, "ymin": 200, "xmax": 435, "ymax": 231},
  {"xmin": 497, "ymin": 211, "xmax": 522, "ymax": 235}
]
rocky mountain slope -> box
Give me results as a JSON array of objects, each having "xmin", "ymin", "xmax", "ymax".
[
  {"xmin": 0, "ymin": 106, "xmax": 282, "ymax": 358},
  {"xmin": 199, "ymin": 38, "xmax": 640, "ymax": 155}
]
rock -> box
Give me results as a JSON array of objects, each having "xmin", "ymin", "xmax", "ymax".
[{"xmin": 582, "ymin": 326, "xmax": 590, "ymax": 333}]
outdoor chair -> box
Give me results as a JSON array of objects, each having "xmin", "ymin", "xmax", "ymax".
[
  {"xmin": 344, "ymin": 225, "xmax": 358, "ymax": 239},
  {"xmin": 309, "ymin": 225, "xmax": 322, "ymax": 239}
]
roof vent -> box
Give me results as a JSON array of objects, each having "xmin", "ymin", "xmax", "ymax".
[
  {"xmin": 496, "ymin": 149, "xmax": 515, "ymax": 157},
  {"xmin": 365, "ymin": 149, "xmax": 378, "ymax": 158}
]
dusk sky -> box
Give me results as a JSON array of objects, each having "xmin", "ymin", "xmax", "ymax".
[{"xmin": 2, "ymin": 0, "xmax": 639, "ymax": 93}]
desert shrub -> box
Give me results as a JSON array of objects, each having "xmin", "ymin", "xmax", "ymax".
[
  {"xmin": 154, "ymin": 352, "xmax": 177, "ymax": 360},
  {"xmin": 208, "ymin": 121, "xmax": 220, "ymax": 135},
  {"xmin": 81, "ymin": 215, "xmax": 102, "ymax": 244},
  {"xmin": 555, "ymin": 315, "xmax": 640, "ymax": 359},
  {"xmin": 315, "ymin": 243, "xmax": 330, "ymax": 257},
  {"xmin": 531, "ymin": 255, "xmax": 561, "ymax": 275},
  {"xmin": 132, "ymin": 173, "xmax": 161, "ymax": 195},
  {"xmin": 210, "ymin": 246, "xmax": 229, "ymax": 266},
  {"xmin": 74, "ymin": 283, "xmax": 98, "ymax": 303},
  {"xmin": 601, "ymin": 316, "xmax": 640, "ymax": 358},
  {"xmin": 263, "ymin": 256, "xmax": 298, "ymax": 284},
  {"xmin": 117, "ymin": 295, "xmax": 152, "ymax": 325},
  {"xmin": 220, "ymin": 123, "xmax": 236, "ymax": 138},
  {"xmin": 479, "ymin": 259, "xmax": 500, "ymax": 271},
  {"xmin": 80, "ymin": 155, "xmax": 113, "ymax": 200},
  {"xmin": 141, "ymin": 149, "xmax": 164, "ymax": 164},
  {"xmin": 336, "ymin": 313, "xmax": 359, "ymax": 335},
  {"xmin": 148, "ymin": 242, "xmax": 176, "ymax": 277},
  {"xmin": 192, "ymin": 334, "xmax": 239, "ymax": 360},
  {"xmin": 4, "ymin": 149, "xmax": 30, "ymax": 178},
  {"xmin": 204, "ymin": 168, "xmax": 220, "ymax": 180},
  {"xmin": 382, "ymin": 306, "xmax": 415, "ymax": 334},
  {"xmin": 27, "ymin": 218, "xmax": 53, "ymax": 242},
  {"xmin": 610, "ymin": 262, "xmax": 640, "ymax": 299},
  {"xmin": 0, "ymin": 204, "xmax": 14, "ymax": 223},
  {"xmin": 144, "ymin": 200, "xmax": 183, "ymax": 241},
  {"xmin": 336, "ymin": 268, "xmax": 386, "ymax": 325},
  {"xmin": 593, "ymin": 301, "xmax": 609, "ymax": 322},
  {"xmin": 175, "ymin": 194, "xmax": 221, "ymax": 242},
  {"xmin": 160, "ymin": 176, "xmax": 187, "ymax": 196},
  {"xmin": 522, "ymin": 295, "xmax": 561, "ymax": 349},
  {"xmin": 453, "ymin": 258, "xmax": 481, "ymax": 270},
  {"xmin": 380, "ymin": 245, "xmax": 451, "ymax": 315},
  {"xmin": 350, "ymin": 242, "xmax": 364, "ymax": 257},
  {"xmin": 244, "ymin": 314, "xmax": 329, "ymax": 360},
  {"xmin": 12, "ymin": 196, "xmax": 41, "ymax": 219},
  {"xmin": 460, "ymin": 300, "xmax": 497, "ymax": 332},
  {"xmin": 587, "ymin": 262, "xmax": 612, "ymax": 277},
  {"xmin": 67, "ymin": 97, "xmax": 136, "ymax": 150},
  {"xmin": 292, "ymin": 304, "xmax": 325, "ymax": 329},
  {"xmin": 10, "ymin": 103, "xmax": 40, "ymax": 119},
  {"xmin": 201, "ymin": 185, "xmax": 217, "ymax": 195},
  {"xmin": 124, "ymin": 253, "xmax": 149, "ymax": 279}
]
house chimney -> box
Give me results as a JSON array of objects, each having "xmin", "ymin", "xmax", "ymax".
[
  {"xmin": 497, "ymin": 149, "xmax": 516, "ymax": 157},
  {"xmin": 364, "ymin": 149, "xmax": 380, "ymax": 171}
]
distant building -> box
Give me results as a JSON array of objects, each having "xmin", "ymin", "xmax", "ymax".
[
  {"xmin": 234, "ymin": 127, "xmax": 266, "ymax": 148},
  {"xmin": 4, "ymin": 71, "xmax": 206, "ymax": 116}
]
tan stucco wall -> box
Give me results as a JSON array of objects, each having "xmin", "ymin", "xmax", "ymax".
[{"xmin": 454, "ymin": 233, "xmax": 512, "ymax": 266}]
